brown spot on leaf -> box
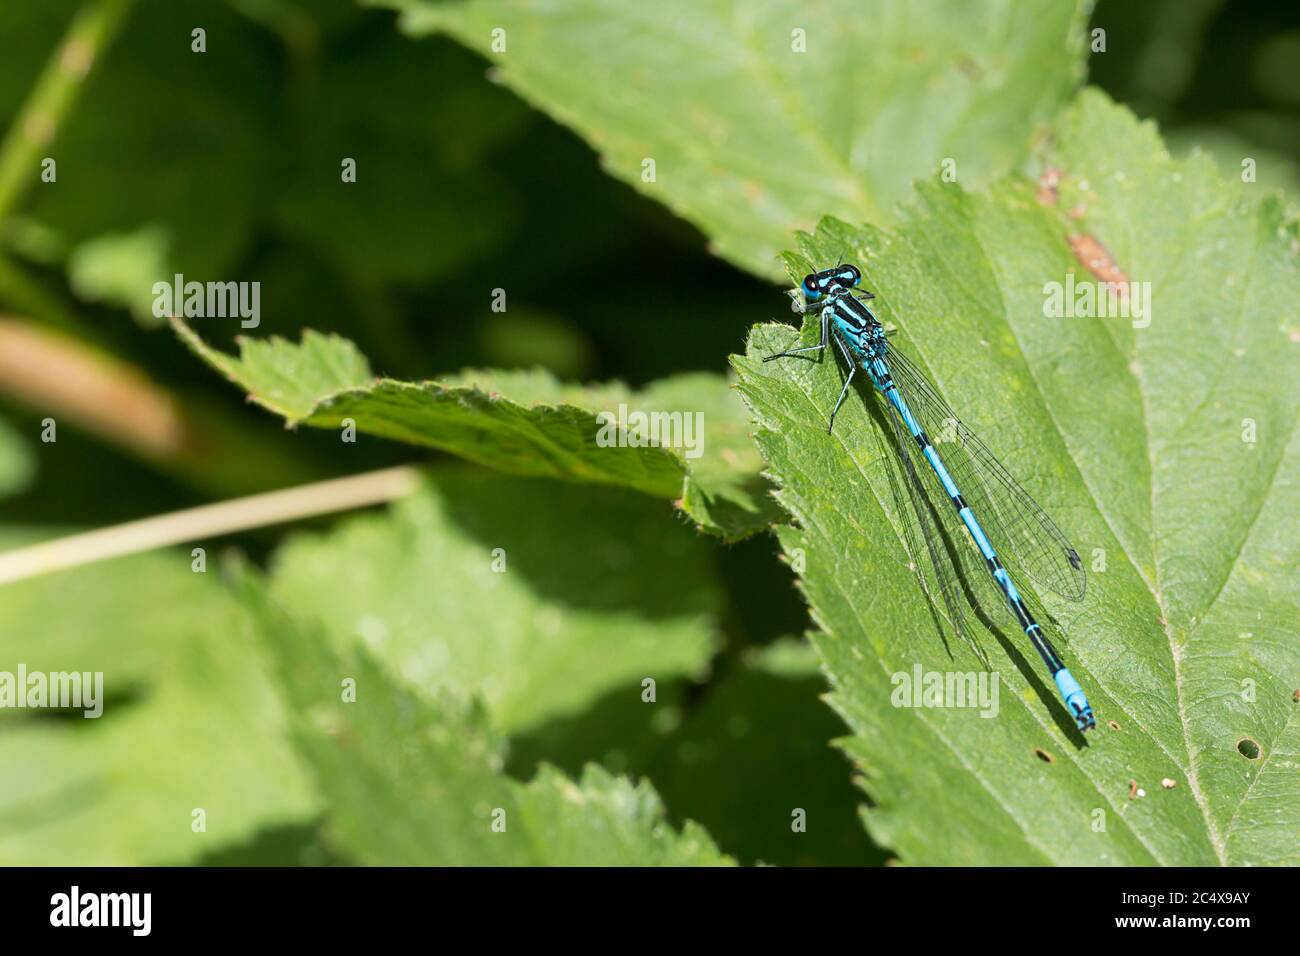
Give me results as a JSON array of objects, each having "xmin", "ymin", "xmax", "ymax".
[
  {"xmin": 955, "ymin": 55, "xmax": 982, "ymax": 80},
  {"xmin": 1068, "ymin": 233, "xmax": 1130, "ymax": 290},
  {"xmin": 1036, "ymin": 167, "xmax": 1061, "ymax": 206}
]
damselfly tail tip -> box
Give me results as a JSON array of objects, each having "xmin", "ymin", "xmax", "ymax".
[{"xmin": 1054, "ymin": 668, "xmax": 1095, "ymax": 732}]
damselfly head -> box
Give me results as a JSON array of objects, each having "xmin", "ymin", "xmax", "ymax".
[{"xmin": 802, "ymin": 263, "xmax": 864, "ymax": 302}]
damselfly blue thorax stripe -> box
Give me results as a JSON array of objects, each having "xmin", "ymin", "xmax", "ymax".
[{"xmin": 764, "ymin": 265, "xmax": 1095, "ymax": 732}]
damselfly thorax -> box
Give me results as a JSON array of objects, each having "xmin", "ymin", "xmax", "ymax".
[{"xmin": 827, "ymin": 291, "xmax": 887, "ymax": 358}]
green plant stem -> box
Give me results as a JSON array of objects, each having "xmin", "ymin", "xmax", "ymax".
[{"xmin": 0, "ymin": 0, "xmax": 136, "ymax": 225}]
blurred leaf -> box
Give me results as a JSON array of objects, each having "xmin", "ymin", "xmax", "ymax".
[
  {"xmin": 268, "ymin": 471, "xmax": 719, "ymax": 734},
  {"xmin": 749, "ymin": 635, "xmax": 822, "ymax": 679},
  {"xmin": 238, "ymin": 565, "xmax": 732, "ymax": 865},
  {"xmin": 1166, "ymin": 128, "xmax": 1300, "ymax": 212},
  {"xmin": 270, "ymin": 24, "xmax": 531, "ymax": 286},
  {"xmin": 21, "ymin": 0, "xmax": 275, "ymax": 280},
  {"xmin": 1086, "ymin": 0, "xmax": 1224, "ymax": 109},
  {"xmin": 1, "ymin": 215, "xmax": 67, "ymax": 264},
  {"xmin": 374, "ymin": 0, "xmax": 1091, "ymax": 277},
  {"xmin": 3, "ymin": 1, "xmax": 532, "ymax": 322},
  {"xmin": 478, "ymin": 308, "xmax": 595, "ymax": 379},
  {"xmin": 0, "ymin": 417, "xmax": 34, "ymax": 497},
  {"xmin": 229, "ymin": 0, "xmax": 365, "ymax": 41},
  {"xmin": 0, "ymin": 542, "xmax": 315, "ymax": 865},
  {"xmin": 175, "ymin": 319, "xmax": 779, "ymax": 538},
  {"xmin": 512, "ymin": 639, "xmax": 884, "ymax": 866},
  {"xmin": 732, "ymin": 91, "xmax": 1300, "ymax": 865},
  {"xmin": 274, "ymin": 153, "xmax": 509, "ymax": 286},
  {"xmin": 1250, "ymin": 30, "xmax": 1300, "ymax": 108},
  {"xmin": 66, "ymin": 224, "xmax": 171, "ymax": 324},
  {"xmin": 195, "ymin": 820, "xmax": 343, "ymax": 867},
  {"xmin": 0, "ymin": 2, "xmax": 81, "ymax": 122}
]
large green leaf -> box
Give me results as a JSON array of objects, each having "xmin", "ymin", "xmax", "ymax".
[
  {"xmin": 238, "ymin": 564, "xmax": 731, "ymax": 866},
  {"xmin": 0, "ymin": 541, "xmax": 315, "ymax": 865},
  {"xmin": 373, "ymin": 0, "xmax": 1090, "ymax": 277},
  {"xmin": 510, "ymin": 638, "xmax": 885, "ymax": 866},
  {"xmin": 174, "ymin": 319, "xmax": 777, "ymax": 538},
  {"xmin": 732, "ymin": 91, "xmax": 1300, "ymax": 865},
  {"xmin": 268, "ymin": 471, "xmax": 719, "ymax": 734}
]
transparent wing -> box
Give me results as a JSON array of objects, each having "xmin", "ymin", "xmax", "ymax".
[
  {"xmin": 881, "ymin": 397, "xmax": 990, "ymax": 668},
  {"xmin": 885, "ymin": 347, "xmax": 1086, "ymax": 602}
]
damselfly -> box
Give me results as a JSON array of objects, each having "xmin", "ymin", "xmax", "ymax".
[{"xmin": 765, "ymin": 263, "xmax": 1095, "ymax": 732}]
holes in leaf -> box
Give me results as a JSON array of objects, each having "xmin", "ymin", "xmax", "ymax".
[
  {"xmin": 1108, "ymin": 720, "xmax": 1121, "ymax": 732},
  {"xmin": 1034, "ymin": 747, "xmax": 1055, "ymax": 764},
  {"xmin": 1236, "ymin": 737, "xmax": 1261, "ymax": 760}
]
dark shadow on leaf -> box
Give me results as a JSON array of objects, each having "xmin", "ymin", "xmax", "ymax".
[
  {"xmin": 429, "ymin": 470, "xmax": 718, "ymax": 621},
  {"xmin": 508, "ymin": 665, "xmax": 886, "ymax": 867},
  {"xmin": 192, "ymin": 819, "xmax": 350, "ymax": 867}
]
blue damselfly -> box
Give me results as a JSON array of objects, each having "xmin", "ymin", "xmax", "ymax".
[{"xmin": 765, "ymin": 264, "xmax": 1095, "ymax": 732}]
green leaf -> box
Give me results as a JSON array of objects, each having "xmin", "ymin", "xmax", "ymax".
[
  {"xmin": 174, "ymin": 318, "xmax": 778, "ymax": 539},
  {"xmin": 732, "ymin": 90, "xmax": 1300, "ymax": 865},
  {"xmin": 268, "ymin": 471, "xmax": 719, "ymax": 734},
  {"xmin": 0, "ymin": 542, "xmax": 315, "ymax": 865},
  {"xmin": 65, "ymin": 224, "xmax": 173, "ymax": 325},
  {"xmin": 373, "ymin": 0, "xmax": 1090, "ymax": 277},
  {"xmin": 510, "ymin": 639, "xmax": 886, "ymax": 866},
  {"xmin": 237, "ymin": 564, "xmax": 732, "ymax": 866},
  {"xmin": 173, "ymin": 319, "xmax": 374, "ymax": 422},
  {"xmin": 0, "ymin": 417, "xmax": 34, "ymax": 498}
]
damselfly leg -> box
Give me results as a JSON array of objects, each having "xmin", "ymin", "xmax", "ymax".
[
  {"xmin": 763, "ymin": 308, "xmax": 828, "ymax": 362},
  {"xmin": 827, "ymin": 330, "xmax": 857, "ymax": 434}
]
